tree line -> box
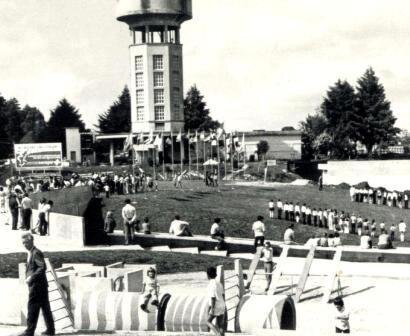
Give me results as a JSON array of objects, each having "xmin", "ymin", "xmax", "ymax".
[
  {"xmin": 300, "ymin": 68, "xmax": 400, "ymax": 160},
  {"xmin": 0, "ymin": 84, "xmax": 220, "ymax": 160}
]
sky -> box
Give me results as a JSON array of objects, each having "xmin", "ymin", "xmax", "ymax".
[{"xmin": 0, "ymin": 0, "xmax": 410, "ymax": 132}]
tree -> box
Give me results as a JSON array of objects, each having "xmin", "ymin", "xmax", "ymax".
[
  {"xmin": 281, "ymin": 126, "xmax": 296, "ymax": 131},
  {"xmin": 256, "ymin": 140, "xmax": 269, "ymax": 160},
  {"xmin": 3, "ymin": 98, "xmax": 23, "ymax": 144},
  {"xmin": 184, "ymin": 85, "xmax": 221, "ymax": 132},
  {"xmin": 19, "ymin": 105, "xmax": 47, "ymax": 143},
  {"xmin": 46, "ymin": 98, "xmax": 85, "ymax": 156},
  {"xmin": 0, "ymin": 95, "xmax": 10, "ymax": 158},
  {"xmin": 97, "ymin": 86, "xmax": 131, "ymax": 133},
  {"xmin": 355, "ymin": 68, "xmax": 400, "ymax": 155},
  {"xmin": 299, "ymin": 112, "xmax": 327, "ymax": 160},
  {"xmin": 320, "ymin": 80, "xmax": 358, "ymax": 158}
]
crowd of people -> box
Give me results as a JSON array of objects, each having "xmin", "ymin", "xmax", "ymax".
[{"xmin": 350, "ymin": 186, "xmax": 409, "ymax": 209}]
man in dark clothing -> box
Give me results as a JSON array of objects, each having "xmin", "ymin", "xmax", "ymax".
[
  {"xmin": 9, "ymin": 193, "xmax": 19, "ymax": 230},
  {"xmin": 20, "ymin": 233, "xmax": 55, "ymax": 336}
]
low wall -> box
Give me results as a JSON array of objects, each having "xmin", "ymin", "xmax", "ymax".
[
  {"xmin": 32, "ymin": 209, "xmax": 85, "ymax": 247},
  {"xmin": 320, "ymin": 160, "xmax": 410, "ymax": 191}
]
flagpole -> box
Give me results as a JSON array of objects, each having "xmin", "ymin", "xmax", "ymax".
[
  {"xmin": 152, "ymin": 146, "xmax": 156, "ymax": 180},
  {"xmin": 188, "ymin": 134, "xmax": 191, "ymax": 174},
  {"xmin": 223, "ymin": 133, "xmax": 227, "ymax": 181},
  {"xmin": 203, "ymin": 133, "xmax": 206, "ymax": 180},
  {"xmin": 131, "ymin": 132, "xmax": 135, "ymax": 176},
  {"xmin": 196, "ymin": 132, "xmax": 199, "ymax": 174},
  {"xmin": 231, "ymin": 133, "xmax": 234, "ymax": 181},
  {"xmin": 162, "ymin": 136, "xmax": 165, "ymax": 180},
  {"xmin": 180, "ymin": 128, "xmax": 183, "ymax": 173},
  {"xmin": 217, "ymin": 137, "xmax": 221, "ymax": 191},
  {"xmin": 171, "ymin": 130, "xmax": 174, "ymax": 176},
  {"xmin": 243, "ymin": 132, "xmax": 246, "ymax": 179}
]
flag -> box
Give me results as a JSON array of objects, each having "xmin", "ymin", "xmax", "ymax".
[
  {"xmin": 123, "ymin": 133, "xmax": 133, "ymax": 152},
  {"xmin": 144, "ymin": 130, "xmax": 154, "ymax": 144},
  {"xmin": 154, "ymin": 133, "xmax": 163, "ymax": 152},
  {"xmin": 216, "ymin": 128, "xmax": 224, "ymax": 140},
  {"xmin": 176, "ymin": 130, "xmax": 182, "ymax": 142},
  {"xmin": 165, "ymin": 137, "xmax": 172, "ymax": 146},
  {"xmin": 194, "ymin": 130, "xmax": 198, "ymax": 143}
]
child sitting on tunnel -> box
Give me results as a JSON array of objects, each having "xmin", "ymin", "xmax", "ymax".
[{"xmin": 140, "ymin": 267, "xmax": 159, "ymax": 313}]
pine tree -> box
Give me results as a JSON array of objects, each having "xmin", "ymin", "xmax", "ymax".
[
  {"xmin": 19, "ymin": 105, "xmax": 47, "ymax": 143},
  {"xmin": 97, "ymin": 86, "xmax": 131, "ymax": 133},
  {"xmin": 300, "ymin": 111, "xmax": 328, "ymax": 159},
  {"xmin": 46, "ymin": 98, "xmax": 85, "ymax": 155},
  {"xmin": 0, "ymin": 95, "xmax": 11, "ymax": 158},
  {"xmin": 184, "ymin": 85, "xmax": 221, "ymax": 132},
  {"xmin": 320, "ymin": 80, "xmax": 357, "ymax": 158},
  {"xmin": 3, "ymin": 98, "xmax": 23, "ymax": 143},
  {"xmin": 355, "ymin": 68, "xmax": 400, "ymax": 155}
]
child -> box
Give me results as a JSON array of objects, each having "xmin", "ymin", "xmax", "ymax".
[
  {"xmin": 334, "ymin": 297, "xmax": 350, "ymax": 333},
  {"xmin": 140, "ymin": 268, "xmax": 159, "ymax": 313},
  {"xmin": 370, "ymin": 220, "xmax": 377, "ymax": 237},
  {"xmin": 104, "ymin": 183, "xmax": 110, "ymax": 198},
  {"xmin": 104, "ymin": 211, "xmax": 116, "ymax": 234},
  {"xmin": 141, "ymin": 217, "xmax": 151, "ymax": 234},
  {"xmin": 398, "ymin": 220, "xmax": 406, "ymax": 242},
  {"xmin": 206, "ymin": 266, "xmax": 226, "ymax": 336},
  {"xmin": 268, "ymin": 200, "xmax": 275, "ymax": 219}
]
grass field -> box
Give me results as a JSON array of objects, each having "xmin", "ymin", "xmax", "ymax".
[
  {"xmin": 0, "ymin": 249, "xmax": 250, "ymax": 279},
  {"xmin": 103, "ymin": 181, "xmax": 410, "ymax": 247}
]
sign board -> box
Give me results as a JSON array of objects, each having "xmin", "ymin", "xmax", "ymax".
[
  {"xmin": 267, "ymin": 160, "xmax": 277, "ymax": 167},
  {"xmin": 14, "ymin": 143, "xmax": 62, "ymax": 171},
  {"xmin": 318, "ymin": 163, "xmax": 328, "ymax": 170}
]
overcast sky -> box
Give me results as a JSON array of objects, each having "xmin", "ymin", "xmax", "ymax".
[{"xmin": 0, "ymin": 0, "xmax": 409, "ymax": 132}]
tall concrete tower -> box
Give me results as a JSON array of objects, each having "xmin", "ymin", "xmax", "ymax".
[{"xmin": 116, "ymin": 0, "xmax": 192, "ymax": 134}]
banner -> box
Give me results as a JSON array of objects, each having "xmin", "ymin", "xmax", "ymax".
[{"xmin": 14, "ymin": 143, "xmax": 62, "ymax": 170}]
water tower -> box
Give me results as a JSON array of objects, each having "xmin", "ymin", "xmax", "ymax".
[{"xmin": 116, "ymin": 0, "xmax": 192, "ymax": 134}]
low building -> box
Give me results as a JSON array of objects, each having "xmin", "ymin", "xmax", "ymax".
[{"xmin": 242, "ymin": 130, "xmax": 302, "ymax": 161}]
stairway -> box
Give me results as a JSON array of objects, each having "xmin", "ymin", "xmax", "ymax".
[{"xmin": 44, "ymin": 259, "xmax": 74, "ymax": 331}]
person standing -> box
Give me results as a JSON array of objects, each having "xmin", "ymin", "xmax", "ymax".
[
  {"xmin": 20, "ymin": 232, "xmax": 55, "ymax": 336},
  {"xmin": 398, "ymin": 220, "xmax": 406, "ymax": 242},
  {"xmin": 21, "ymin": 193, "xmax": 33, "ymax": 231},
  {"xmin": 268, "ymin": 200, "xmax": 275, "ymax": 219},
  {"xmin": 261, "ymin": 241, "xmax": 275, "ymax": 292},
  {"xmin": 252, "ymin": 215, "xmax": 265, "ymax": 249},
  {"xmin": 277, "ymin": 199, "xmax": 283, "ymax": 220},
  {"xmin": 121, "ymin": 199, "xmax": 137, "ymax": 245},
  {"xmin": 9, "ymin": 192, "xmax": 19, "ymax": 230},
  {"xmin": 206, "ymin": 266, "xmax": 226, "ymax": 336}
]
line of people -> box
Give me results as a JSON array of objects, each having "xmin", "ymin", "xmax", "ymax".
[
  {"xmin": 350, "ymin": 186, "xmax": 409, "ymax": 209},
  {"xmin": 269, "ymin": 199, "xmax": 407, "ymax": 242}
]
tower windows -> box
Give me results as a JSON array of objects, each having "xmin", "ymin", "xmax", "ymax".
[
  {"xmin": 136, "ymin": 90, "xmax": 144, "ymax": 105},
  {"xmin": 172, "ymin": 71, "xmax": 180, "ymax": 87},
  {"xmin": 153, "ymin": 72, "xmax": 164, "ymax": 87},
  {"xmin": 136, "ymin": 73, "xmax": 144, "ymax": 87},
  {"xmin": 154, "ymin": 89, "xmax": 164, "ymax": 104},
  {"xmin": 154, "ymin": 106, "xmax": 165, "ymax": 121},
  {"xmin": 153, "ymin": 55, "xmax": 163, "ymax": 70},
  {"xmin": 135, "ymin": 56, "xmax": 143, "ymax": 71},
  {"xmin": 172, "ymin": 55, "xmax": 180, "ymax": 69},
  {"xmin": 136, "ymin": 106, "xmax": 144, "ymax": 121}
]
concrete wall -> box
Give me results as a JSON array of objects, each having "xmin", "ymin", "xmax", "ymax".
[
  {"xmin": 320, "ymin": 160, "xmax": 410, "ymax": 191},
  {"xmin": 32, "ymin": 209, "xmax": 85, "ymax": 247}
]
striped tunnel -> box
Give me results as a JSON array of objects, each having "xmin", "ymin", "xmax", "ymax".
[
  {"xmin": 235, "ymin": 295, "xmax": 296, "ymax": 333},
  {"xmin": 163, "ymin": 294, "xmax": 210, "ymax": 332},
  {"xmin": 73, "ymin": 291, "xmax": 157, "ymax": 331}
]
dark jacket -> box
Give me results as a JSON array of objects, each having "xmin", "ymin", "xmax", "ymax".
[{"xmin": 26, "ymin": 247, "xmax": 48, "ymax": 291}]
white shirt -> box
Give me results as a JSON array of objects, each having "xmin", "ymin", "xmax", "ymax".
[
  {"xmin": 335, "ymin": 307, "xmax": 350, "ymax": 331},
  {"xmin": 301, "ymin": 206, "xmax": 306, "ymax": 213},
  {"xmin": 261, "ymin": 247, "xmax": 273, "ymax": 262},
  {"xmin": 21, "ymin": 196, "xmax": 32, "ymax": 210},
  {"xmin": 169, "ymin": 219, "xmax": 189, "ymax": 236},
  {"xmin": 284, "ymin": 228, "xmax": 295, "ymax": 244},
  {"xmin": 268, "ymin": 201, "xmax": 274, "ymax": 209},
  {"xmin": 277, "ymin": 201, "xmax": 283, "ymax": 209},
  {"xmin": 207, "ymin": 279, "xmax": 225, "ymax": 316},
  {"xmin": 210, "ymin": 223, "xmax": 222, "ymax": 235},
  {"xmin": 360, "ymin": 235, "xmax": 371, "ymax": 249},
  {"xmin": 399, "ymin": 222, "xmax": 406, "ymax": 232},
  {"xmin": 252, "ymin": 221, "xmax": 265, "ymax": 237},
  {"xmin": 295, "ymin": 205, "xmax": 301, "ymax": 213},
  {"xmin": 122, "ymin": 204, "xmax": 137, "ymax": 222}
]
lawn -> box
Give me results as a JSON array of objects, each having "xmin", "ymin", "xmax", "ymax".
[
  {"xmin": 102, "ymin": 181, "xmax": 410, "ymax": 247},
  {"xmin": 0, "ymin": 249, "xmax": 250, "ymax": 279}
]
